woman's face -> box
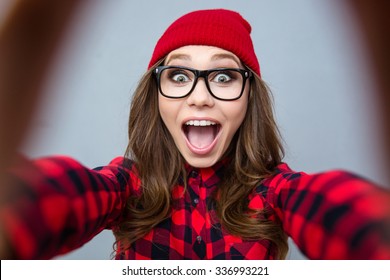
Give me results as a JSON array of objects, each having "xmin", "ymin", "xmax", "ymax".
[{"xmin": 158, "ymin": 45, "xmax": 250, "ymax": 168}]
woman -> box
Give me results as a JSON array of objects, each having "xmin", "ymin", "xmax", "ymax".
[{"xmin": 1, "ymin": 9, "xmax": 390, "ymax": 260}]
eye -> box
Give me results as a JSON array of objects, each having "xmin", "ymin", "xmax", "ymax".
[
  {"xmin": 211, "ymin": 71, "xmax": 234, "ymax": 83},
  {"xmin": 169, "ymin": 71, "xmax": 191, "ymax": 83}
]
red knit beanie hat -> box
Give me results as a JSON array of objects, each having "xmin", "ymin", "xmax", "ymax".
[{"xmin": 148, "ymin": 9, "xmax": 260, "ymax": 76}]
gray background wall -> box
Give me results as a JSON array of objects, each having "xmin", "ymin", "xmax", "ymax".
[{"xmin": 20, "ymin": 0, "xmax": 387, "ymax": 259}]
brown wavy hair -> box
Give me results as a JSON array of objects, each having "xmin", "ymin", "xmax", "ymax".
[{"xmin": 114, "ymin": 62, "xmax": 289, "ymax": 259}]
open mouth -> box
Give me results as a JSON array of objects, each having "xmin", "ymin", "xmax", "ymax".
[{"xmin": 182, "ymin": 120, "xmax": 221, "ymax": 153}]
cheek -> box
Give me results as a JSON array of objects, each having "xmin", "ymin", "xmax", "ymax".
[
  {"xmin": 224, "ymin": 98, "xmax": 248, "ymax": 131},
  {"xmin": 158, "ymin": 98, "xmax": 168, "ymax": 123},
  {"xmin": 158, "ymin": 96, "xmax": 179, "ymax": 134}
]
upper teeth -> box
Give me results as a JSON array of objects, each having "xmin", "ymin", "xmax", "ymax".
[{"xmin": 185, "ymin": 120, "xmax": 217, "ymax": 126}]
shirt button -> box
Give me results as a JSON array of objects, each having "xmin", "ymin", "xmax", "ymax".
[
  {"xmin": 190, "ymin": 170, "xmax": 198, "ymax": 178},
  {"xmin": 196, "ymin": 235, "xmax": 202, "ymax": 242},
  {"xmin": 193, "ymin": 198, "xmax": 199, "ymax": 204}
]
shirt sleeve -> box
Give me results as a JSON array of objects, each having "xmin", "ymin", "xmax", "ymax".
[
  {"xmin": 260, "ymin": 163, "xmax": 390, "ymax": 259},
  {"xmin": 0, "ymin": 155, "xmax": 135, "ymax": 259}
]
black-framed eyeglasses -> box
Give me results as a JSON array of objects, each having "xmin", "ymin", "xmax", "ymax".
[{"xmin": 154, "ymin": 65, "xmax": 252, "ymax": 101}]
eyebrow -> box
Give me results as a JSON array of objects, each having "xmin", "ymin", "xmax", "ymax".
[
  {"xmin": 210, "ymin": 53, "xmax": 241, "ymax": 66},
  {"xmin": 165, "ymin": 52, "xmax": 241, "ymax": 67},
  {"xmin": 165, "ymin": 54, "xmax": 191, "ymax": 65}
]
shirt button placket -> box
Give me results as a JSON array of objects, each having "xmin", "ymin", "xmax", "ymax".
[
  {"xmin": 193, "ymin": 235, "xmax": 206, "ymax": 259},
  {"xmin": 189, "ymin": 169, "xmax": 200, "ymax": 207}
]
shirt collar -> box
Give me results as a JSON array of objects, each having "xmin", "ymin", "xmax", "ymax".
[{"xmin": 184, "ymin": 157, "xmax": 231, "ymax": 187}]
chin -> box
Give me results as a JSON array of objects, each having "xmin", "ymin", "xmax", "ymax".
[{"xmin": 183, "ymin": 154, "xmax": 220, "ymax": 168}]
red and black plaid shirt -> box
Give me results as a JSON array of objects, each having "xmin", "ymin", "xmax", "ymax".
[{"xmin": 1, "ymin": 156, "xmax": 390, "ymax": 259}]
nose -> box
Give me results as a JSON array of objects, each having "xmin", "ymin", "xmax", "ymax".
[{"xmin": 186, "ymin": 78, "xmax": 215, "ymax": 107}]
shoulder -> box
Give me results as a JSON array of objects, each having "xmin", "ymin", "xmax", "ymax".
[
  {"xmin": 94, "ymin": 156, "xmax": 134, "ymax": 170},
  {"xmin": 247, "ymin": 163, "xmax": 297, "ymax": 210},
  {"xmin": 93, "ymin": 156, "xmax": 142, "ymax": 193},
  {"xmin": 254, "ymin": 163, "xmax": 304, "ymax": 195}
]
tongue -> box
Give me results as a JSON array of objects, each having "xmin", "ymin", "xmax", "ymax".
[{"xmin": 187, "ymin": 126, "xmax": 215, "ymax": 148}]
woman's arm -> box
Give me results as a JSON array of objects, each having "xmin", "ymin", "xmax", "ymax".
[
  {"xmin": 0, "ymin": 155, "xmax": 134, "ymax": 259},
  {"xmin": 261, "ymin": 163, "xmax": 390, "ymax": 259},
  {"xmin": 0, "ymin": 0, "xmax": 80, "ymax": 189}
]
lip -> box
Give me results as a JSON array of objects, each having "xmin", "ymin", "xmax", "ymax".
[
  {"xmin": 182, "ymin": 116, "xmax": 220, "ymax": 124},
  {"xmin": 181, "ymin": 117, "xmax": 222, "ymax": 155}
]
